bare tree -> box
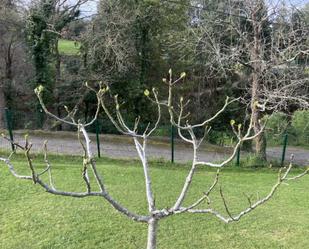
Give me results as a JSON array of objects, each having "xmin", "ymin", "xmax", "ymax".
[
  {"xmin": 0, "ymin": 0, "xmax": 31, "ymax": 128},
  {"xmin": 81, "ymin": 0, "xmax": 138, "ymax": 81},
  {"xmin": 246, "ymin": 0, "xmax": 308, "ymax": 159},
  {"xmin": 177, "ymin": 0, "xmax": 309, "ymax": 160},
  {"xmin": 0, "ymin": 0, "xmax": 18, "ymax": 128},
  {"xmin": 1, "ymin": 70, "xmax": 308, "ymax": 249},
  {"xmin": 25, "ymin": 0, "xmax": 90, "ymax": 129}
]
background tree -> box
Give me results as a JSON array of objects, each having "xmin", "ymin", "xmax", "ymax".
[
  {"xmin": 81, "ymin": 0, "xmax": 190, "ymax": 124},
  {"xmin": 0, "ymin": 0, "xmax": 33, "ymax": 128},
  {"xmin": 177, "ymin": 0, "xmax": 309, "ymax": 159},
  {"xmin": 26, "ymin": 0, "xmax": 86, "ymax": 128}
]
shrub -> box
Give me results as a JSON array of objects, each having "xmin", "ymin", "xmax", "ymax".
[
  {"xmin": 264, "ymin": 112, "xmax": 289, "ymax": 145},
  {"xmin": 291, "ymin": 110, "xmax": 309, "ymax": 146},
  {"xmin": 208, "ymin": 131, "xmax": 234, "ymax": 147},
  {"xmin": 151, "ymin": 126, "xmax": 170, "ymax": 137}
]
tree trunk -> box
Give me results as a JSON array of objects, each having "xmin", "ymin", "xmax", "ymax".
[
  {"xmin": 0, "ymin": 39, "xmax": 13, "ymax": 129},
  {"xmin": 147, "ymin": 218, "xmax": 158, "ymax": 249},
  {"xmin": 250, "ymin": 4, "xmax": 267, "ymax": 161},
  {"xmin": 42, "ymin": 38, "xmax": 61, "ymax": 131},
  {"xmin": 0, "ymin": 84, "xmax": 6, "ymax": 129},
  {"xmin": 54, "ymin": 39, "xmax": 62, "ymax": 131},
  {"xmin": 251, "ymin": 59, "xmax": 267, "ymax": 161},
  {"xmin": 252, "ymin": 106, "xmax": 267, "ymax": 160},
  {"xmin": 4, "ymin": 40, "xmax": 13, "ymax": 108}
]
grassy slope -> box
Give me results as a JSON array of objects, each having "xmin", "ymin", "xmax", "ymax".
[
  {"xmin": 0, "ymin": 155, "xmax": 308, "ymax": 249},
  {"xmin": 58, "ymin": 39, "xmax": 80, "ymax": 55}
]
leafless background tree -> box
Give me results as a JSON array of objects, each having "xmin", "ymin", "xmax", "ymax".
[
  {"xmin": 175, "ymin": 0, "xmax": 309, "ymax": 160},
  {"xmin": 0, "ymin": 0, "xmax": 33, "ymax": 128}
]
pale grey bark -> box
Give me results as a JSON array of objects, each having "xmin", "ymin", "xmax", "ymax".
[
  {"xmin": 147, "ymin": 218, "xmax": 158, "ymax": 249},
  {"xmin": 134, "ymin": 137, "xmax": 155, "ymax": 212}
]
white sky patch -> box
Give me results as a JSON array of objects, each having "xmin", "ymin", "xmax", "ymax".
[
  {"xmin": 21, "ymin": 0, "xmax": 99, "ymax": 16},
  {"xmin": 21, "ymin": 0, "xmax": 307, "ymax": 18},
  {"xmin": 76, "ymin": 0, "xmax": 98, "ymax": 16}
]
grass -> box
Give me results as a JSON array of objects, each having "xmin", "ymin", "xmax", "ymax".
[
  {"xmin": 58, "ymin": 39, "xmax": 80, "ymax": 55},
  {"xmin": 0, "ymin": 154, "xmax": 309, "ymax": 249}
]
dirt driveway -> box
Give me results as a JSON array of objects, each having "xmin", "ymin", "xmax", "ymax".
[{"xmin": 0, "ymin": 130, "xmax": 308, "ymax": 166}]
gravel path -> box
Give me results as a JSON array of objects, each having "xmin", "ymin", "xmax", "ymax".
[
  {"xmin": 0, "ymin": 131, "xmax": 308, "ymax": 166},
  {"xmin": 267, "ymin": 147, "xmax": 309, "ymax": 166}
]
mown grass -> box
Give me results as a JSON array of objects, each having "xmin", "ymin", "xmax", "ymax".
[
  {"xmin": 0, "ymin": 154, "xmax": 308, "ymax": 249},
  {"xmin": 58, "ymin": 39, "xmax": 80, "ymax": 55}
]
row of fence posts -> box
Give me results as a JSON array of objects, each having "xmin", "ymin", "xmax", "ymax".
[{"xmin": 4, "ymin": 108, "xmax": 289, "ymax": 166}]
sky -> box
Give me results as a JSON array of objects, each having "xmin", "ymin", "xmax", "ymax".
[
  {"xmin": 21, "ymin": 0, "xmax": 98, "ymax": 16},
  {"xmin": 77, "ymin": 0, "xmax": 98, "ymax": 16},
  {"xmin": 22, "ymin": 0, "xmax": 308, "ymax": 17},
  {"xmin": 78, "ymin": 0, "xmax": 307, "ymax": 16}
]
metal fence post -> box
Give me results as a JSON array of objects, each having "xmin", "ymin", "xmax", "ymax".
[
  {"xmin": 280, "ymin": 133, "xmax": 288, "ymax": 167},
  {"xmin": 170, "ymin": 124, "xmax": 174, "ymax": 163},
  {"xmin": 95, "ymin": 119, "xmax": 101, "ymax": 158},
  {"xmin": 4, "ymin": 108, "xmax": 14, "ymax": 151},
  {"xmin": 36, "ymin": 102, "xmax": 44, "ymax": 129},
  {"xmin": 236, "ymin": 147, "xmax": 241, "ymax": 167}
]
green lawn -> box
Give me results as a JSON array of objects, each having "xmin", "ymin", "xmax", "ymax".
[
  {"xmin": 0, "ymin": 154, "xmax": 308, "ymax": 249},
  {"xmin": 58, "ymin": 39, "xmax": 80, "ymax": 55}
]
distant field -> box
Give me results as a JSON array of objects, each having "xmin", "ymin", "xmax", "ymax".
[
  {"xmin": 58, "ymin": 39, "xmax": 80, "ymax": 55},
  {"xmin": 0, "ymin": 154, "xmax": 309, "ymax": 248}
]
